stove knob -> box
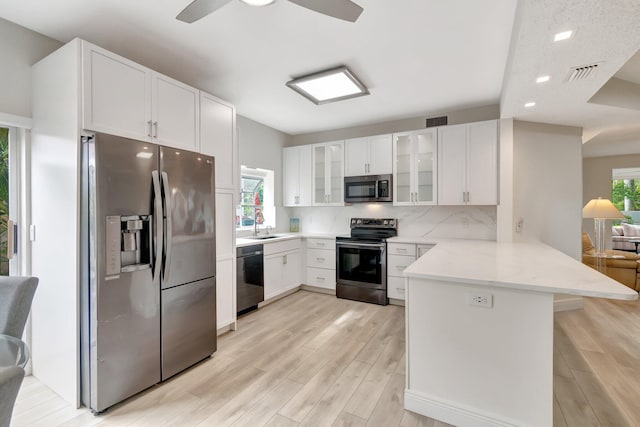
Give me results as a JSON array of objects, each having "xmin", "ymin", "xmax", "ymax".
[
  {"xmin": 389, "ymin": 220, "xmax": 395, "ymax": 226},
  {"xmin": 383, "ymin": 220, "xmax": 388, "ymax": 225},
  {"xmin": 357, "ymin": 219, "xmax": 362, "ymax": 224},
  {"xmin": 351, "ymin": 219, "xmax": 356, "ymax": 224}
]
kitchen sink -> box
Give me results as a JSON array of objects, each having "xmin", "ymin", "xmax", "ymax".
[{"xmin": 246, "ymin": 235, "xmax": 280, "ymax": 240}]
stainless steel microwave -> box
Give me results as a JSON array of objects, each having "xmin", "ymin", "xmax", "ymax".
[{"xmin": 344, "ymin": 174, "xmax": 393, "ymax": 203}]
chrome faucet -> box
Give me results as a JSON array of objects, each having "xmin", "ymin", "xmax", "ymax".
[
  {"xmin": 253, "ymin": 219, "xmax": 260, "ymax": 237},
  {"xmin": 266, "ymin": 225, "xmax": 273, "ymax": 236}
]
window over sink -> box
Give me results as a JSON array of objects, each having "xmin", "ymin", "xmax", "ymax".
[{"xmin": 236, "ymin": 166, "xmax": 275, "ymax": 230}]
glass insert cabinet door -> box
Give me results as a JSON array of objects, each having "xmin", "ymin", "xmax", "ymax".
[
  {"xmin": 414, "ymin": 131, "xmax": 436, "ymax": 203},
  {"xmin": 313, "ymin": 145, "xmax": 327, "ymax": 204},
  {"xmin": 313, "ymin": 141, "xmax": 344, "ymax": 205},
  {"xmin": 394, "ymin": 135, "xmax": 412, "ymax": 204},
  {"xmin": 392, "ymin": 129, "xmax": 437, "ymax": 205}
]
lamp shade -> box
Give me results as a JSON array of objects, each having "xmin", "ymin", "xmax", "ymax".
[{"xmin": 582, "ymin": 197, "xmax": 626, "ymax": 219}]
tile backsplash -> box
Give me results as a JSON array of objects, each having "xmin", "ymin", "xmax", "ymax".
[{"xmin": 287, "ymin": 205, "xmax": 497, "ymax": 240}]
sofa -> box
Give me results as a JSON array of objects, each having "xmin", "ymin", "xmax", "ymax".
[
  {"xmin": 612, "ymin": 223, "xmax": 640, "ymax": 252},
  {"xmin": 582, "ymin": 232, "xmax": 640, "ymax": 291}
]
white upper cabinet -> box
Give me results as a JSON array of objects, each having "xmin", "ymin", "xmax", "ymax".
[
  {"xmin": 345, "ymin": 134, "xmax": 392, "ymax": 176},
  {"xmin": 393, "ymin": 129, "xmax": 437, "ymax": 206},
  {"xmin": 82, "ymin": 42, "xmax": 152, "ymax": 141},
  {"xmin": 82, "ymin": 41, "xmax": 199, "ymax": 151},
  {"xmin": 283, "ymin": 145, "xmax": 312, "ymax": 207},
  {"xmin": 313, "ymin": 141, "xmax": 344, "ymax": 206},
  {"xmin": 200, "ymin": 92, "xmax": 236, "ymax": 190},
  {"xmin": 151, "ymin": 73, "xmax": 199, "ymax": 151},
  {"xmin": 438, "ymin": 120, "xmax": 498, "ymax": 205}
]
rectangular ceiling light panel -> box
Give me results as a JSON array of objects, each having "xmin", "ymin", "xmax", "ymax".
[{"xmin": 287, "ymin": 66, "xmax": 369, "ymax": 105}]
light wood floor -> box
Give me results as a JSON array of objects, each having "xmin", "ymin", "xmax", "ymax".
[{"xmin": 11, "ymin": 290, "xmax": 640, "ymax": 426}]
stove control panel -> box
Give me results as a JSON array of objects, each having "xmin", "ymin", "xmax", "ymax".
[{"xmin": 350, "ymin": 218, "xmax": 397, "ymax": 228}]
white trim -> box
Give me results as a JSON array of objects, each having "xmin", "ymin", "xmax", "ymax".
[
  {"xmin": 0, "ymin": 112, "xmax": 32, "ymax": 129},
  {"xmin": 404, "ymin": 389, "xmax": 525, "ymax": 427}
]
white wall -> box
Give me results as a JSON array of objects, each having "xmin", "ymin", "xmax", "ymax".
[
  {"xmin": 511, "ymin": 121, "xmax": 583, "ymax": 260},
  {"xmin": 0, "ymin": 18, "xmax": 61, "ymax": 118},
  {"xmin": 237, "ymin": 115, "xmax": 291, "ymax": 232},
  {"xmin": 289, "ymin": 104, "xmax": 499, "ymax": 146}
]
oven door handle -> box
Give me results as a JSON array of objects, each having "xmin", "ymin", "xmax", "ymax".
[{"xmin": 336, "ymin": 242, "xmax": 386, "ymax": 250}]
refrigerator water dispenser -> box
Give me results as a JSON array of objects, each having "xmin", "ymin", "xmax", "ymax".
[{"xmin": 105, "ymin": 215, "xmax": 152, "ymax": 275}]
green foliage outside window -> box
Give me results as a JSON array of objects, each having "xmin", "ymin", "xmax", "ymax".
[{"xmin": 612, "ymin": 179, "xmax": 638, "ymax": 224}]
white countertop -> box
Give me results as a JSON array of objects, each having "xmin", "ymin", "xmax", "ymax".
[
  {"xmin": 403, "ymin": 239, "xmax": 639, "ymax": 300},
  {"xmin": 236, "ymin": 232, "xmax": 337, "ymax": 248}
]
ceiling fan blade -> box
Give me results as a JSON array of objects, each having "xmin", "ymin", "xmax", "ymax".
[
  {"xmin": 288, "ymin": 0, "xmax": 363, "ymax": 22},
  {"xmin": 176, "ymin": 0, "xmax": 233, "ymax": 23}
]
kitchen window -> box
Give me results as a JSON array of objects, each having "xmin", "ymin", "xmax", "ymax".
[{"xmin": 236, "ymin": 166, "xmax": 275, "ymax": 230}]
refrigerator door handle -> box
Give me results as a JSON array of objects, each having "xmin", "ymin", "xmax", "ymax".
[
  {"xmin": 152, "ymin": 170, "xmax": 163, "ymax": 281},
  {"xmin": 161, "ymin": 171, "xmax": 173, "ymax": 281}
]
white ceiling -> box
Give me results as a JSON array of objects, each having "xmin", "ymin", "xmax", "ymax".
[{"xmin": 0, "ymin": 0, "xmax": 639, "ymax": 153}]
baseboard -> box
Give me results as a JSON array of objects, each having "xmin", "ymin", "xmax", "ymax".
[
  {"xmin": 553, "ymin": 295, "xmax": 583, "ymax": 312},
  {"xmin": 260, "ymin": 286, "xmax": 302, "ymax": 307},
  {"xmin": 216, "ymin": 322, "xmax": 235, "ymax": 336},
  {"xmin": 301, "ymin": 284, "xmax": 336, "ymax": 295},
  {"xmin": 404, "ymin": 389, "xmax": 523, "ymax": 427},
  {"xmin": 389, "ymin": 298, "xmax": 405, "ymax": 307}
]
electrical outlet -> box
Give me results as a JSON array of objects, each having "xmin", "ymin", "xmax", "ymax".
[{"xmin": 468, "ymin": 292, "xmax": 493, "ymax": 308}]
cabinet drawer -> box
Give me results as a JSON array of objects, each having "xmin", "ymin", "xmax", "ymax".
[
  {"xmin": 387, "ymin": 254, "xmax": 415, "ymax": 278},
  {"xmin": 306, "ymin": 267, "xmax": 336, "ymax": 290},
  {"xmin": 387, "ymin": 277, "xmax": 406, "ymax": 300},
  {"xmin": 306, "ymin": 238, "xmax": 335, "ymax": 250},
  {"xmin": 264, "ymin": 238, "xmax": 301, "ymax": 256},
  {"xmin": 306, "ymin": 249, "xmax": 336, "ymax": 269},
  {"xmin": 387, "ymin": 243, "xmax": 416, "ymax": 257}
]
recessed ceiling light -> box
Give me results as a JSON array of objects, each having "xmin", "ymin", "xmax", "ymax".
[
  {"xmin": 239, "ymin": 0, "xmax": 275, "ymax": 6},
  {"xmin": 524, "ymin": 102, "xmax": 536, "ymax": 108},
  {"xmin": 536, "ymin": 75, "xmax": 550, "ymax": 83},
  {"xmin": 554, "ymin": 30, "xmax": 573, "ymax": 42},
  {"xmin": 286, "ymin": 66, "xmax": 369, "ymax": 105}
]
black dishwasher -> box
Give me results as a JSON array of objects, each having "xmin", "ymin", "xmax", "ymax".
[{"xmin": 236, "ymin": 244, "xmax": 264, "ymax": 315}]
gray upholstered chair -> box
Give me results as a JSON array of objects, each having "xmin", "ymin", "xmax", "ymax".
[
  {"xmin": 0, "ymin": 366, "xmax": 25, "ymax": 427},
  {"xmin": 0, "ymin": 277, "xmax": 39, "ymax": 339}
]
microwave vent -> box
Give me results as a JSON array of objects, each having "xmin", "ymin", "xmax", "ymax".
[{"xmin": 426, "ymin": 116, "xmax": 448, "ymax": 128}]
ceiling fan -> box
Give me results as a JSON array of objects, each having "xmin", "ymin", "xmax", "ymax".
[{"xmin": 176, "ymin": 0, "xmax": 364, "ymax": 23}]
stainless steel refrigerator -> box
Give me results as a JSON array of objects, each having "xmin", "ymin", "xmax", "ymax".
[{"xmin": 80, "ymin": 133, "xmax": 216, "ymax": 413}]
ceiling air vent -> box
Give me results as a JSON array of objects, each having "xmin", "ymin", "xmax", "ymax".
[{"xmin": 566, "ymin": 63, "xmax": 602, "ymax": 81}]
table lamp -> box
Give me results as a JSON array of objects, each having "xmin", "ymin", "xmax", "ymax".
[{"xmin": 583, "ymin": 197, "xmax": 626, "ymax": 256}]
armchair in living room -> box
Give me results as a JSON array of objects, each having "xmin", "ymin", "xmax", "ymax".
[{"xmin": 582, "ymin": 232, "xmax": 640, "ymax": 291}]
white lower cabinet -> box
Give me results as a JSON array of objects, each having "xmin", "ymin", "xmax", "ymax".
[
  {"xmin": 304, "ymin": 237, "xmax": 336, "ymax": 291},
  {"xmin": 264, "ymin": 239, "xmax": 302, "ymax": 300},
  {"xmin": 387, "ymin": 242, "xmax": 434, "ymax": 301},
  {"xmin": 216, "ymin": 258, "xmax": 235, "ymax": 330}
]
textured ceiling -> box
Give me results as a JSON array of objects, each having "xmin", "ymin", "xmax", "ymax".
[
  {"xmin": 1, "ymin": 0, "xmax": 639, "ymax": 155},
  {"xmin": 0, "ymin": 0, "xmax": 516, "ymax": 135}
]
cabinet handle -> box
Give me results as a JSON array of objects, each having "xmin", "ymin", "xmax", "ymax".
[
  {"xmin": 397, "ymin": 265, "xmax": 406, "ymax": 271},
  {"xmin": 397, "ymin": 248, "xmax": 407, "ymax": 252},
  {"xmin": 467, "ymin": 192, "xmax": 470, "ymax": 203},
  {"xmin": 147, "ymin": 120, "xmax": 152, "ymax": 137},
  {"xmin": 316, "ymin": 257, "xmax": 325, "ymax": 263},
  {"xmin": 397, "ymin": 287, "xmax": 405, "ymax": 293},
  {"xmin": 153, "ymin": 121, "xmax": 158, "ymax": 138},
  {"xmin": 316, "ymin": 276, "xmax": 325, "ymax": 281},
  {"xmin": 317, "ymin": 242, "xmax": 325, "ymax": 247},
  {"xmin": 295, "ymin": 196, "xmax": 299, "ymax": 204},
  {"xmin": 283, "ymin": 255, "xmax": 287, "ymax": 265},
  {"xmin": 463, "ymin": 191, "xmax": 466, "ymax": 203}
]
